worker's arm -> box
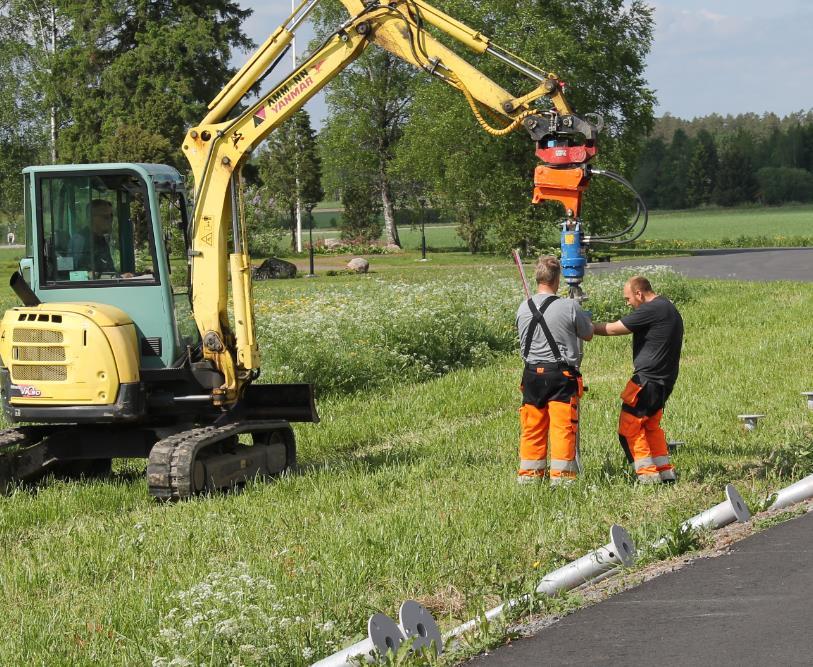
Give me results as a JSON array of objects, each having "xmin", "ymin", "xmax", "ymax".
[
  {"xmin": 593, "ymin": 321, "xmax": 631, "ymax": 336},
  {"xmin": 575, "ymin": 307, "xmax": 594, "ymax": 341}
]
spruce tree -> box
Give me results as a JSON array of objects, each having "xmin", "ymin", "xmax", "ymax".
[
  {"xmin": 685, "ymin": 130, "xmax": 718, "ymax": 207},
  {"xmin": 713, "ymin": 143, "xmax": 758, "ymax": 206},
  {"xmin": 656, "ymin": 129, "xmax": 692, "ymax": 209},
  {"xmin": 255, "ymin": 111, "xmax": 323, "ymax": 249}
]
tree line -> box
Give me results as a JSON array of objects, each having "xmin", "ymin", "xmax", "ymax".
[
  {"xmin": 633, "ymin": 112, "xmax": 813, "ymax": 209},
  {"xmin": 0, "ymin": 0, "xmax": 250, "ymax": 223}
]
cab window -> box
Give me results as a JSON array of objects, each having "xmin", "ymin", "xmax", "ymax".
[{"xmin": 38, "ymin": 173, "xmax": 159, "ymax": 286}]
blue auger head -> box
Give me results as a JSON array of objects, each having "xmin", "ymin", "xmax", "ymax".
[{"xmin": 560, "ymin": 220, "xmax": 587, "ymax": 302}]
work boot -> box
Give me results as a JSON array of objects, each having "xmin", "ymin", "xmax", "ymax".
[
  {"xmin": 550, "ymin": 476, "xmax": 576, "ymax": 488},
  {"xmin": 516, "ymin": 475, "xmax": 544, "ymax": 485},
  {"xmin": 659, "ymin": 469, "xmax": 677, "ymax": 483},
  {"xmin": 635, "ymin": 472, "xmax": 662, "ymax": 485}
]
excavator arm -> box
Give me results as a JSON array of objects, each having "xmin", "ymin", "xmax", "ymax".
[{"xmin": 183, "ymin": 0, "xmax": 601, "ymax": 404}]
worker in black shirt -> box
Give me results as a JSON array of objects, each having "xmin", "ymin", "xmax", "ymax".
[{"xmin": 593, "ymin": 275, "xmax": 684, "ymax": 484}]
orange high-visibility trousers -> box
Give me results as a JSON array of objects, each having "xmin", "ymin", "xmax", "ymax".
[
  {"xmin": 618, "ymin": 409, "xmax": 674, "ymax": 482},
  {"xmin": 519, "ymin": 397, "xmax": 579, "ymax": 481}
]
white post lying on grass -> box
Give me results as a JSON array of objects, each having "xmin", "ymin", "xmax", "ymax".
[
  {"xmin": 444, "ymin": 525, "xmax": 636, "ymax": 640},
  {"xmin": 311, "ymin": 615, "xmax": 395, "ymax": 667},
  {"xmin": 770, "ymin": 473, "xmax": 813, "ymax": 511},
  {"xmin": 310, "ymin": 630, "xmax": 377, "ymax": 666},
  {"xmin": 802, "ymin": 392, "xmax": 813, "ymax": 410},
  {"xmin": 535, "ymin": 525, "xmax": 636, "ymax": 594},
  {"xmin": 684, "ymin": 483, "xmax": 752, "ymax": 531},
  {"xmin": 650, "ymin": 483, "xmax": 751, "ymax": 552},
  {"xmin": 311, "ymin": 601, "xmax": 442, "ymax": 667}
]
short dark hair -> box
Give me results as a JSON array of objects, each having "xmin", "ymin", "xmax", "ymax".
[
  {"xmin": 626, "ymin": 275, "xmax": 653, "ymax": 293},
  {"xmin": 535, "ymin": 255, "xmax": 561, "ymax": 285},
  {"xmin": 89, "ymin": 199, "xmax": 113, "ymax": 215}
]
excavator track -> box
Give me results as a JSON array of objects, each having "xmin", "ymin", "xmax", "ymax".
[
  {"xmin": 0, "ymin": 425, "xmax": 55, "ymax": 491},
  {"xmin": 146, "ymin": 420, "xmax": 295, "ymax": 500}
]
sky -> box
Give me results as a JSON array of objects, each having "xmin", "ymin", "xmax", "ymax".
[{"xmin": 236, "ymin": 1, "xmax": 813, "ymax": 126}]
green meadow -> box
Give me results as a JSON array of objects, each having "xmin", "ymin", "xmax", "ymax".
[
  {"xmin": 0, "ymin": 261, "xmax": 810, "ymax": 665},
  {"xmin": 305, "ymin": 204, "xmax": 813, "ymax": 253}
]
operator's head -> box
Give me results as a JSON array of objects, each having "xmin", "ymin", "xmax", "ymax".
[
  {"xmin": 89, "ymin": 199, "xmax": 114, "ymax": 236},
  {"xmin": 624, "ymin": 275, "xmax": 654, "ymax": 309},
  {"xmin": 535, "ymin": 255, "xmax": 561, "ymax": 290}
]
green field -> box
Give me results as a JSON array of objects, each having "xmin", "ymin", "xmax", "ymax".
[
  {"xmin": 642, "ymin": 205, "xmax": 813, "ymax": 241},
  {"xmin": 0, "ymin": 262, "xmax": 811, "ymax": 665},
  {"xmin": 307, "ymin": 204, "xmax": 813, "ymax": 254}
]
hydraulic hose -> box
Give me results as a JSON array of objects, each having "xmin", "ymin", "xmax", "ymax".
[
  {"xmin": 448, "ymin": 72, "xmax": 534, "ymax": 136},
  {"xmin": 586, "ymin": 168, "xmax": 649, "ymax": 245}
]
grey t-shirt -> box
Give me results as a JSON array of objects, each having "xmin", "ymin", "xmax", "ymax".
[{"xmin": 516, "ymin": 293, "xmax": 593, "ymax": 367}]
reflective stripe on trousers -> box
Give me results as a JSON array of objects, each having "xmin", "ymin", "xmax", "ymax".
[
  {"xmin": 618, "ymin": 408, "xmax": 675, "ymax": 478},
  {"xmin": 518, "ymin": 399, "xmax": 578, "ymax": 479},
  {"xmin": 551, "ymin": 459, "xmax": 579, "ymax": 473},
  {"xmin": 633, "ymin": 456, "xmax": 655, "ymax": 472}
]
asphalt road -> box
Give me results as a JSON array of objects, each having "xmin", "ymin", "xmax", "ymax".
[
  {"xmin": 588, "ymin": 247, "xmax": 813, "ymax": 282},
  {"xmin": 467, "ymin": 510, "xmax": 813, "ymax": 666}
]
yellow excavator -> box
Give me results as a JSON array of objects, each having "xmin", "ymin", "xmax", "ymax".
[{"xmin": 0, "ymin": 0, "xmax": 604, "ymax": 499}]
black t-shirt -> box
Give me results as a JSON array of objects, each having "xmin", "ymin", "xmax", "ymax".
[{"xmin": 620, "ymin": 296, "xmax": 684, "ymax": 391}]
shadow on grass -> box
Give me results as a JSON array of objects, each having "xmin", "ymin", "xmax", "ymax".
[{"xmin": 296, "ymin": 445, "xmax": 427, "ymax": 478}]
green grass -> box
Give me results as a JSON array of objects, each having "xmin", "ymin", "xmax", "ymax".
[
  {"xmin": 303, "ymin": 204, "xmax": 813, "ymax": 256},
  {"xmin": 640, "ymin": 204, "xmax": 813, "ymax": 241},
  {"xmin": 0, "ymin": 264, "xmax": 811, "ymax": 664}
]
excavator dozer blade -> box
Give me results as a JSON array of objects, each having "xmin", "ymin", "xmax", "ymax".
[{"xmin": 242, "ymin": 383, "xmax": 319, "ymax": 423}]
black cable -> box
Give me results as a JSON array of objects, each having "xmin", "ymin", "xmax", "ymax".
[{"xmin": 586, "ymin": 169, "xmax": 649, "ymax": 245}]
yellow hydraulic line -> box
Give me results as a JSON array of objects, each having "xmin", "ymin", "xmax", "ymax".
[{"xmin": 449, "ymin": 72, "xmax": 533, "ymax": 136}]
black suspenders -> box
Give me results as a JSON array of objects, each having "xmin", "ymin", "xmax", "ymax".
[{"xmin": 523, "ymin": 296, "xmax": 565, "ymax": 364}]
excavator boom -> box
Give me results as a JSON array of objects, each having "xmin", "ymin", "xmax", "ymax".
[{"xmin": 184, "ymin": 0, "xmax": 601, "ymax": 404}]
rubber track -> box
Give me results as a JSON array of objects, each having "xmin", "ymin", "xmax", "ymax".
[
  {"xmin": 147, "ymin": 420, "xmax": 289, "ymax": 501},
  {"xmin": 0, "ymin": 426, "xmax": 38, "ymax": 452},
  {"xmin": 0, "ymin": 425, "xmax": 54, "ymax": 489}
]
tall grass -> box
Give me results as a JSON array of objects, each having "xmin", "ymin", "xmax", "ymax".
[{"xmin": 254, "ymin": 265, "xmax": 692, "ymax": 395}]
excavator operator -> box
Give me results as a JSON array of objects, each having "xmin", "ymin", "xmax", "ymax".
[{"xmin": 71, "ymin": 199, "xmax": 117, "ymax": 275}]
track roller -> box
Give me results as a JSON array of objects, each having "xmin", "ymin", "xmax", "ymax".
[{"xmin": 146, "ymin": 420, "xmax": 295, "ymax": 500}]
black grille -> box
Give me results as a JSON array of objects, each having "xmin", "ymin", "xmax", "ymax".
[{"xmin": 141, "ymin": 337, "xmax": 162, "ymax": 357}]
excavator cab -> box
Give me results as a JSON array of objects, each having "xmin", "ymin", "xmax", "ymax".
[
  {"xmin": 17, "ymin": 164, "xmax": 192, "ymax": 367},
  {"xmin": 0, "ymin": 163, "xmax": 317, "ymax": 498},
  {"xmin": 1, "ymin": 164, "xmax": 189, "ymax": 421}
]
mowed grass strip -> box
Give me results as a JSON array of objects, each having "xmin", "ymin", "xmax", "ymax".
[{"xmin": 0, "ymin": 271, "xmax": 810, "ymax": 664}]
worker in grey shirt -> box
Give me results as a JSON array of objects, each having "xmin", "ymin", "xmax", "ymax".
[{"xmin": 516, "ymin": 255, "xmax": 593, "ymax": 485}]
